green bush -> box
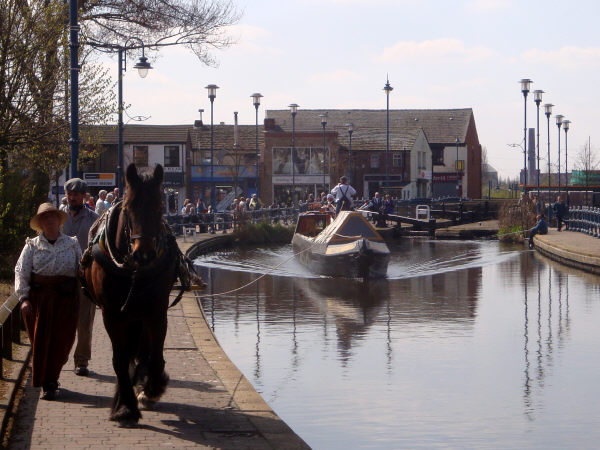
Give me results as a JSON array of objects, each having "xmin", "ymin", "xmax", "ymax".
[{"xmin": 0, "ymin": 170, "xmax": 49, "ymax": 279}]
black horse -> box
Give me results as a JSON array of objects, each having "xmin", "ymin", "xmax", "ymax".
[{"xmin": 82, "ymin": 164, "xmax": 179, "ymax": 427}]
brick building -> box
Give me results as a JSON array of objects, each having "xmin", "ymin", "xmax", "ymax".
[{"xmin": 265, "ymin": 108, "xmax": 482, "ymax": 203}]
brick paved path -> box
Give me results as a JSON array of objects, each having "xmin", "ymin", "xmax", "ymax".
[{"xmin": 7, "ymin": 297, "xmax": 307, "ymax": 449}]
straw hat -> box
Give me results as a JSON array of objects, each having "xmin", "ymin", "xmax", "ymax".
[{"xmin": 30, "ymin": 203, "xmax": 67, "ymax": 232}]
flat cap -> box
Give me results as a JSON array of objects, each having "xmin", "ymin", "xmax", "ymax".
[{"xmin": 64, "ymin": 177, "xmax": 88, "ymax": 193}]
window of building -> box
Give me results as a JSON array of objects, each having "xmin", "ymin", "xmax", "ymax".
[
  {"xmin": 456, "ymin": 160, "xmax": 465, "ymax": 171},
  {"xmin": 133, "ymin": 145, "xmax": 148, "ymax": 167},
  {"xmin": 393, "ymin": 153, "xmax": 402, "ymax": 167},
  {"xmin": 370, "ymin": 154, "xmax": 380, "ymax": 169},
  {"xmin": 432, "ymin": 148, "xmax": 444, "ymax": 166},
  {"xmin": 164, "ymin": 146, "xmax": 180, "ymax": 167}
]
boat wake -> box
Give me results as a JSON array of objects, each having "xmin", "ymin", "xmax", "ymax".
[{"xmin": 195, "ymin": 241, "xmax": 523, "ymax": 281}]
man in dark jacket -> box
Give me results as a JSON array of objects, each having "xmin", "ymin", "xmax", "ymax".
[
  {"xmin": 552, "ymin": 195, "xmax": 568, "ymax": 231},
  {"xmin": 62, "ymin": 178, "xmax": 99, "ymax": 377},
  {"xmin": 528, "ymin": 214, "xmax": 548, "ymax": 248}
]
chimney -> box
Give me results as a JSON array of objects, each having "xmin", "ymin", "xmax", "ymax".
[
  {"xmin": 234, "ymin": 111, "xmax": 239, "ymax": 147},
  {"xmin": 193, "ymin": 108, "xmax": 204, "ymax": 128}
]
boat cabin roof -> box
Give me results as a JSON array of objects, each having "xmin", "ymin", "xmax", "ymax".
[{"xmin": 295, "ymin": 211, "xmax": 384, "ymax": 243}]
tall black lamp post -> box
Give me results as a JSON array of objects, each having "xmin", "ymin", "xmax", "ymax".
[
  {"xmin": 455, "ymin": 136, "xmax": 460, "ymax": 197},
  {"xmin": 555, "ymin": 114, "xmax": 563, "ymax": 194},
  {"xmin": 319, "ymin": 112, "xmax": 328, "ymax": 191},
  {"xmin": 544, "ymin": 103, "xmax": 553, "ymax": 202},
  {"xmin": 533, "ymin": 89, "xmax": 543, "ymax": 198},
  {"xmin": 562, "ymin": 119, "xmax": 571, "ymax": 205},
  {"xmin": 68, "ymin": 0, "xmax": 80, "ymax": 179},
  {"xmin": 289, "ymin": 103, "xmax": 299, "ymax": 205},
  {"xmin": 251, "ymin": 93, "xmax": 263, "ymax": 197},
  {"xmin": 206, "ymin": 84, "xmax": 219, "ymax": 209},
  {"xmin": 383, "ymin": 78, "xmax": 393, "ymax": 191},
  {"xmin": 520, "ymin": 78, "xmax": 532, "ymax": 191},
  {"xmin": 346, "ymin": 123, "xmax": 354, "ymax": 184},
  {"xmin": 116, "ymin": 42, "xmax": 152, "ymax": 195}
]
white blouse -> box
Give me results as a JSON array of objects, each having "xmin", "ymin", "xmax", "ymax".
[{"xmin": 14, "ymin": 233, "xmax": 81, "ymax": 301}]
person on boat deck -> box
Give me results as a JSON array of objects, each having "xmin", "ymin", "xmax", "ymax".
[
  {"xmin": 528, "ymin": 214, "xmax": 548, "ymax": 249},
  {"xmin": 331, "ymin": 176, "xmax": 356, "ymax": 216}
]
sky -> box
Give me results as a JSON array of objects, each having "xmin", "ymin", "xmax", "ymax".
[{"xmin": 101, "ymin": 0, "xmax": 600, "ymax": 179}]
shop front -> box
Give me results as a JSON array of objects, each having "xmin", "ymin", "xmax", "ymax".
[
  {"xmin": 191, "ymin": 164, "xmax": 258, "ymax": 209},
  {"xmin": 271, "ymin": 146, "xmax": 330, "ymax": 205}
]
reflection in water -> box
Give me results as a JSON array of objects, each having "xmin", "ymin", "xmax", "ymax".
[{"xmin": 195, "ymin": 241, "xmax": 600, "ymax": 449}]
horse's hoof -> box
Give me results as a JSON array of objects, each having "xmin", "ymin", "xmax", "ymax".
[
  {"xmin": 110, "ymin": 405, "xmax": 141, "ymax": 425},
  {"xmin": 137, "ymin": 391, "xmax": 157, "ymax": 410},
  {"xmin": 118, "ymin": 419, "xmax": 138, "ymax": 428}
]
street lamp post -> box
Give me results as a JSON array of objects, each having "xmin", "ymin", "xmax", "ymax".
[
  {"xmin": 68, "ymin": 0, "xmax": 80, "ymax": 179},
  {"xmin": 562, "ymin": 119, "xmax": 571, "ymax": 206},
  {"xmin": 289, "ymin": 103, "xmax": 299, "ymax": 205},
  {"xmin": 455, "ymin": 137, "xmax": 460, "ymax": 197},
  {"xmin": 251, "ymin": 93, "xmax": 263, "ymax": 197},
  {"xmin": 117, "ymin": 42, "xmax": 152, "ymax": 195},
  {"xmin": 206, "ymin": 84, "xmax": 219, "ymax": 210},
  {"xmin": 556, "ymin": 114, "xmax": 563, "ymax": 195},
  {"xmin": 533, "ymin": 90, "xmax": 543, "ymax": 198},
  {"xmin": 346, "ymin": 123, "xmax": 354, "ymax": 185},
  {"xmin": 383, "ymin": 78, "xmax": 393, "ymax": 191},
  {"xmin": 320, "ymin": 112, "xmax": 328, "ymax": 191},
  {"xmin": 520, "ymin": 78, "xmax": 532, "ymax": 191},
  {"xmin": 544, "ymin": 103, "xmax": 553, "ymax": 204}
]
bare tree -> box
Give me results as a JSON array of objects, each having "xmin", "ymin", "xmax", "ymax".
[
  {"xmin": 573, "ymin": 141, "xmax": 600, "ymax": 203},
  {"xmin": 81, "ymin": 0, "xmax": 240, "ymax": 66}
]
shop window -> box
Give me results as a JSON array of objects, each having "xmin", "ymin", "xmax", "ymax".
[
  {"xmin": 133, "ymin": 146, "xmax": 148, "ymax": 167},
  {"xmin": 370, "ymin": 154, "xmax": 380, "ymax": 169},
  {"xmin": 164, "ymin": 146, "xmax": 180, "ymax": 167}
]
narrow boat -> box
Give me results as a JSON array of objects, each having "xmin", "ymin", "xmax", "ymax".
[{"xmin": 291, "ymin": 210, "xmax": 390, "ymax": 278}]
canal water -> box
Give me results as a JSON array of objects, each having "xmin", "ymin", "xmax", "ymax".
[{"xmin": 194, "ymin": 240, "xmax": 600, "ymax": 449}]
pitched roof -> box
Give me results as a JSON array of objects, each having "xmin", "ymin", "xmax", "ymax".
[
  {"xmin": 85, "ymin": 124, "xmax": 191, "ymax": 144},
  {"xmin": 265, "ymin": 108, "xmax": 473, "ymax": 144},
  {"xmin": 189, "ymin": 124, "xmax": 264, "ymax": 152}
]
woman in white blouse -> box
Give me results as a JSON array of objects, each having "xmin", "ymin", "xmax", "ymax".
[{"xmin": 15, "ymin": 203, "xmax": 81, "ymax": 400}]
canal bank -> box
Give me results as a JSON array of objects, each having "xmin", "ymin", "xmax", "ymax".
[{"xmin": 533, "ymin": 229, "xmax": 600, "ymax": 275}]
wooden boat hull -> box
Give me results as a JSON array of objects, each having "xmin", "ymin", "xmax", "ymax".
[{"xmin": 292, "ymin": 233, "xmax": 390, "ymax": 279}]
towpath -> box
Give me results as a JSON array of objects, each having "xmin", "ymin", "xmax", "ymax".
[{"xmin": 4, "ymin": 233, "xmax": 308, "ymax": 449}]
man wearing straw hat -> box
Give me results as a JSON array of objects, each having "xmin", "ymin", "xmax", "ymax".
[
  {"xmin": 62, "ymin": 178, "xmax": 98, "ymax": 377},
  {"xmin": 15, "ymin": 203, "xmax": 81, "ymax": 400}
]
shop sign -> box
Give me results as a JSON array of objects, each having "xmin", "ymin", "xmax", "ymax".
[{"xmin": 83, "ymin": 172, "xmax": 116, "ymax": 186}]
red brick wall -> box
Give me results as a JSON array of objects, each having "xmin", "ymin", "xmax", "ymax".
[{"xmin": 465, "ymin": 113, "xmax": 482, "ymax": 199}]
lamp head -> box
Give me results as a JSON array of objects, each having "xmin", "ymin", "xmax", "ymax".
[
  {"xmin": 556, "ymin": 114, "xmax": 564, "ymax": 127},
  {"xmin": 133, "ymin": 55, "xmax": 152, "ymax": 78},
  {"xmin": 383, "ymin": 77, "xmax": 393, "ymax": 96},
  {"xmin": 519, "ymin": 78, "xmax": 532, "ymax": 94},
  {"xmin": 346, "ymin": 123, "xmax": 354, "ymax": 134},
  {"xmin": 251, "ymin": 92, "xmax": 263, "ymax": 107},
  {"xmin": 319, "ymin": 112, "xmax": 328, "ymax": 126},
  {"xmin": 543, "ymin": 103, "xmax": 553, "ymax": 117},
  {"xmin": 205, "ymin": 84, "xmax": 219, "ymax": 99},
  {"xmin": 562, "ymin": 119, "xmax": 570, "ymax": 132},
  {"xmin": 533, "ymin": 89, "xmax": 544, "ymax": 104},
  {"xmin": 289, "ymin": 103, "xmax": 299, "ymax": 115}
]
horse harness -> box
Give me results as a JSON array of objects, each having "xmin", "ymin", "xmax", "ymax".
[{"xmin": 81, "ymin": 201, "xmax": 197, "ymax": 312}]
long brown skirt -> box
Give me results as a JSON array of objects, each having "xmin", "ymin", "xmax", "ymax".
[{"xmin": 24, "ymin": 274, "xmax": 79, "ymax": 387}]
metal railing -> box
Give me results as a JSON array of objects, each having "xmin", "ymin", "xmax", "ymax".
[
  {"xmin": 0, "ymin": 294, "xmax": 24, "ymax": 375},
  {"xmin": 566, "ymin": 206, "xmax": 600, "ymax": 237},
  {"xmin": 167, "ymin": 206, "xmax": 299, "ymax": 236}
]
